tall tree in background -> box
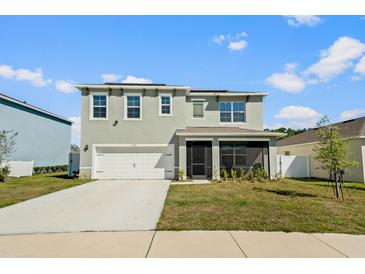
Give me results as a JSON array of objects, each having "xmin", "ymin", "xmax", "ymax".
[
  {"xmin": 313, "ymin": 116, "xmax": 359, "ymax": 199},
  {"xmin": 270, "ymin": 127, "xmax": 308, "ymax": 138}
]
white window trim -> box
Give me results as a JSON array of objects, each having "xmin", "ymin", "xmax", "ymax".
[
  {"xmin": 219, "ymin": 101, "xmax": 246, "ymax": 125},
  {"xmin": 124, "ymin": 93, "xmax": 142, "ymax": 121},
  {"xmin": 159, "ymin": 94, "xmax": 173, "ymax": 116},
  {"xmin": 89, "ymin": 92, "xmax": 108, "ymax": 121},
  {"xmin": 192, "ymin": 101, "xmax": 205, "ymax": 119}
]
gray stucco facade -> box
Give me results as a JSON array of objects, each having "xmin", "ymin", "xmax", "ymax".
[
  {"xmin": 76, "ymin": 84, "xmax": 283, "ymax": 179},
  {"xmin": 0, "ymin": 93, "xmax": 72, "ymax": 167}
]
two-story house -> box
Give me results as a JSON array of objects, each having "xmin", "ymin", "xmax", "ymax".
[
  {"xmin": 0, "ymin": 92, "xmax": 72, "ymax": 169},
  {"xmin": 75, "ymin": 83, "xmax": 284, "ymax": 180}
]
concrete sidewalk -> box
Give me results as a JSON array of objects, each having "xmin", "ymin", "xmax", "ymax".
[{"xmin": 0, "ymin": 231, "xmax": 364, "ymax": 258}]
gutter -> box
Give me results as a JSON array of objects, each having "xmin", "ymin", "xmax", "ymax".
[
  {"xmin": 74, "ymin": 84, "xmax": 190, "ymax": 91},
  {"xmin": 176, "ymin": 131, "xmax": 286, "ymax": 137}
]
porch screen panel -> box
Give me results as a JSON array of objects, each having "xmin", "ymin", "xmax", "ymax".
[{"xmin": 220, "ymin": 141, "xmax": 268, "ymax": 172}]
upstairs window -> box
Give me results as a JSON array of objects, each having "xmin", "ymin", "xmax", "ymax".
[
  {"xmin": 160, "ymin": 95, "xmax": 172, "ymax": 116},
  {"xmin": 126, "ymin": 95, "xmax": 141, "ymax": 120},
  {"xmin": 193, "ymin": 101, "xmax": 204, "ymax": 118},
  {"xmin": 219, "ymin": 101, "xmax": 245, "ymax": 123},
  {"xmin": 92, "ymin": 95, "xmax": 107, "ymax": 119},
  {"xmin": 219, "ymin": 102, "xmax": 231, "ymax": 122}
]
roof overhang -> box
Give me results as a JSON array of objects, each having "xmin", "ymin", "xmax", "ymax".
[
  {"xmin": 74, "ymin": 84, "xmax": 190, "ymax": 91},
  {"xmin": 187, "ymin": 92, "xmax": 268, "ymax": 97},
  {"xmin": 0, "ymin": 93, "xmax": 72, "ymax": 124},
  {"xmin": 176, "ymin": 129, "xmax": 285, "ymax": 138},
  {"xmin": 75, "ymin": 84, "xmax": 268, "ymax": 97}
]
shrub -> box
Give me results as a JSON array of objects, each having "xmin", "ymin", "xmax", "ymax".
[
  {"xmin": 221, "ymin": 169, "xmax": 229, "ymax": 182},
  {"xmin": 239, "ymin": 168, "xmax": 245, "ymax": 183},
  {"xmin": 247, "ymin": 167, "xmax": 269, "ymax": 183},
  {"xmin": 33, "ymin": 165, "xmax": 68, "ymax": 174},
  {"xmin": 177, "ymin": 169, "xmax": 185, "ymax": 181},
  {"xmin": 230, "ymin": 169, "xmax": 237, "ymax": 183},
  {"xmin": 0, "ymin": 165, "xmax": 10, "ymax": 183}
]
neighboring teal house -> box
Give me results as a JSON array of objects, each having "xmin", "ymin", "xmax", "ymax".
[{"xmin": 0, "ymin": 92, "xmax": 72, "ymax": 167}]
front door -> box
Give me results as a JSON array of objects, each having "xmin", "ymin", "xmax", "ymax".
[{"xmin": 186, "ymin": 141, "xmax": 212, "ymax": 179}]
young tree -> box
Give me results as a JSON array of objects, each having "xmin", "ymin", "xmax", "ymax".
[
  {"xmin": 316, "ymin": 115, "xmax": 330, "ymax": 127},
  {"xmin": 313, "ymin": 119, "xmax": 359, "ymax": 199},
  {"xmin": 0, "ymin": 130, "xmax": 18, "ymax": 182}
]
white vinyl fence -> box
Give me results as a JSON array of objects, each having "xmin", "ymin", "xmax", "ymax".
[
  {"xmin": 277, "ymin": 155, "xmax": 310, "ymax": 178},
  {"xmin": 5, "ymin": 161, "xmax": 34, "ymax": 177}
]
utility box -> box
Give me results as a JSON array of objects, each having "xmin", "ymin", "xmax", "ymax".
[{"xmin": 68, "ymin": 152, "xmax": 80, "ymax": 178}]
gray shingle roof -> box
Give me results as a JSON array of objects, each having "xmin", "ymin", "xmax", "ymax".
[{"xmin": 277, "ymin": 116, "xmax": 365, "ymax": 147}]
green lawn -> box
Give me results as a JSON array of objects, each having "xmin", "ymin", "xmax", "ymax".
[
  {"xmin": 157, "ymin": 179, "xmax": 365, "ymax": 234},
  {"xmin": 0, "ymin": 172, "xmax": 93, "ymax": 208}
]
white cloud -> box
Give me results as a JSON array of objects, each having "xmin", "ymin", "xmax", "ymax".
[
  {"xmin": 286, "ymin": 16, "xmax": 322, "ymax": 27},
  {"xmin": 351, "ymin": 75, "xmax": 363, "ymax": 81},
  {"xmin": 274, "ymin": 105, "xmax": 321, "ymax": 128},
  {"xmin": 101, "ymin": 73, "xmax": 122, "ymax": 82},
  {"xmin": 0, "ymin": 64, "xmax": 51, "ymax": 87},
  {"xmin": 69, "ymin": 116, "xmax": 81, "ymax": 145},
  {"xmin": 266, "ymin": 63, "xmax": 305, "ymax": 93},
  {"xmin": 55, "ymin": 80, "xmax": 76, "ymax": 93},
  {"xmin": 213, "ymin": 32, "xmax": 248, "ymax": 51},
  {"xmin": 354, "ymin": 55, "xmax": 365, "ymax": 74},
  {"xmin": 213, "ymin": 34, "xmax": 225, "ymax": 44},
  {"xmin": 228, "ymin": 40, "xmax": 247, "ymax": 51},
  {"xmin": 266, "ymin": 36, "xmax": 365, "ymax": 92},
  {"xmin": 121, "ymin": 75, "xmax": 153, "ymax": 84},
  {"xmin": 340, "ymin": 108, "xmax": 365, "ymax": 121},
  {"xmin": 0, "ymin": 65, "xmax": 14, "ymax": 78},
  {"xmin": 304, "ymin": 36, "xmax": 365, "ymax": 82}
]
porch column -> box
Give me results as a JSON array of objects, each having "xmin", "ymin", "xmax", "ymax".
[
  {"xmin": 212, "ymin": 137, "xmax": 220, "ymax": 180},
  {"xmin": 269, "ymin": 138, "xmax": 278, "ymax": 179},
  {"xmin": 178, "ymin": 136, "xmax": 187, "ymax": 179}
]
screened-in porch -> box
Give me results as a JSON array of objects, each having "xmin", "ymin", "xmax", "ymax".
[
  {"xmin": 176, "ymin": 127, "xmax": 283, "ymax": 180},
  {"xmin": 219, "ymin": 141, "xmax": 269, "ymax": 175}
]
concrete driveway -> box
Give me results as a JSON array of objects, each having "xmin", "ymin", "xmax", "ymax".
[{"xmin": 0, "ymin": 180, "xmax": 170, "ymax": 235}]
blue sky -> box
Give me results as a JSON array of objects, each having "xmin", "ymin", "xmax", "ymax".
[{"xmin": 0, "ymin": 16, "xmax": 364, "ymax": 144}]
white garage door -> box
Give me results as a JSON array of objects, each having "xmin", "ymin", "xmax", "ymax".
[{"xmin": 94, "ymin": 152, "xmax": 174, "ymax": 180}]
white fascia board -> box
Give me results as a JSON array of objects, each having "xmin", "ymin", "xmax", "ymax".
[
  {"xmin": 218, "ymin": 137, "xmax": 271, "ymax": 142},
  {"xmin": 94, "ymin": 144, "xmax": 168, "ymax": 147},
  {"xmin": 74, "ymin": 84, "xmax": 190, "ymax": 91},
  {"xmin": 176, "ymin": 132, "xmax": 285, "ymax": 137},
  {"xmin": 187, "ymin": 92, "xmax": 268, "ymax": 97},
  {"xmin": 185, "ymin": 137, "xmax": 214, "ymax": 141}
]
